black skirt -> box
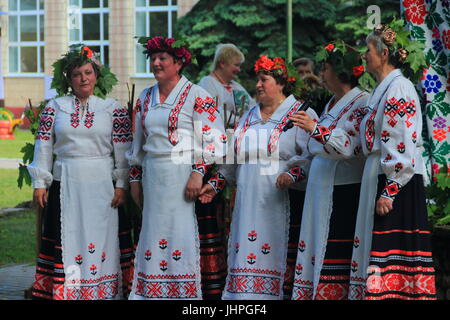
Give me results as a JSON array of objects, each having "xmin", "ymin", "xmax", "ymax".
[
  {"xmin": 315, "ymin": 183, "xmax": 361, "ymax": 300},
  {"xmin": 365, "ymin": 174, "xmax": 436, "ymax": 300},
  {"xmin": 283, "ymin": 188, "xmax": 306, "ymax": 299}
]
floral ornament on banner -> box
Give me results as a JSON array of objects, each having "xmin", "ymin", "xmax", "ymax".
[
  {"xmin": 315, "ymin": 40, "xmax": 375, "ymax": 91},
  {"xmin": 51, "ymin": 44, "xmax": 118, "ymax": 99},
  {"xmin": 137, "ymin": 35, "xmax": 197, "ymax": 67},
  {"xmin": 401, "ymin": 0, "xmax": 450, "ymax": 179}
]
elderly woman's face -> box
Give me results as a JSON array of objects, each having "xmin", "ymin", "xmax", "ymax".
[
  {"xmin": 363, "ymin": 42, "xmax": 383, "ymax": 75},
  {"xmin": 70, "ymin": 63, "xmax": 97, "ymax": 99},
  {"xmin": 255, "ymin": 73, "xmax": 283, "ymax": 102},
  {"xmin": 150, "ymin": 52, "xmax": 182, "ymax": 83},
  {"xmin": 220, "ymin": 56, "xmax": 242, "ymax": 80}
]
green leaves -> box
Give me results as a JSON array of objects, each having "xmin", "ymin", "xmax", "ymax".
[
  {"xmin": 51, "ymin": 44, "xmax": 118, "ymax": 98},
  {"xmin": 426, "ymin": 164, "xmax": 450, "ymax": 226},
  {"xmin": 17, "ymin": 164, "xmax": 31, "ymax": 190}
]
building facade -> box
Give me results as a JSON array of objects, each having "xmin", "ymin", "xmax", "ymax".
[{"xmin": 0, "ymin": 0, "xmax": 199, "ymax": 109}]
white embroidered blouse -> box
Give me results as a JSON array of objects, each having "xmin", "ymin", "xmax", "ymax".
[
  {"xmin": 27, "ymin": 95, "xmax": 132, "ymax": 189},
  {"xmin": 360, "ymin": 69, "xmax": 425, "ymax": 200},
  {"xmin": 127, "ymin": 75, "xmax": 227, "ymax": 180}
]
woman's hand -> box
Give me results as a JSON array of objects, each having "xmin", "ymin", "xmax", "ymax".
[
  {"xmin": 198, "ymin": 184, "xmax": 217, "ymax": 204},
  {"xmin": 376, "ymin": 197, "xmax": 394, "ymax": 216},
  {"xmin": 111, "ymin": 188, "xmax": 126, "ymax": 208},
  {"xmin": 185, "ymin": 171, "xmax": 203, "ymax": 201},
  {"xmin": 289, "ymin": 111, "xmax": 316, "ymax": 134},
  {"xmin": 33, "ymin": 188, "xmax": 48, "ymax": 209},
  {"xmin": 276, "ymin": 173, "xmax": 295, "ymax": 190},
  {"xmin": 130, "ymin": 182, "xmax": 143, "ymax": 210}
]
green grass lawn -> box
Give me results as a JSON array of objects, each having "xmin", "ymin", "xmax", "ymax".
[
  {"xmin": 0, "ymin": 169, "xmax": 33, "ymax": 209},
  {"xmin": 0, "ymin": 128, "xmax": 34, "ymax": 159},
  {"xmin": 0, "ymin": 209, "xmax": 37, "ymax": 265}
]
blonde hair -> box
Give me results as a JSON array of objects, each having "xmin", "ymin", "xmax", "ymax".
[{"xmin": 211, "ymin": 43, "xmax": 245, "ymax": 71}]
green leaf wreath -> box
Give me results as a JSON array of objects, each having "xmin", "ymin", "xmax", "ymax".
[{"xmin": 51, "ymin": 44, "xmax": 118, "ymax": 99}]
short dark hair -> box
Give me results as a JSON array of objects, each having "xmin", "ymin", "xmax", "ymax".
[{"xmin": 293, "ymin": 57, "xmax": 314, "ymax": 70}]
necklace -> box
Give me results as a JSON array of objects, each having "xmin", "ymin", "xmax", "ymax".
[{"xmin": 213, "ymin": 72, "xmax": 233, "ymax": 91}]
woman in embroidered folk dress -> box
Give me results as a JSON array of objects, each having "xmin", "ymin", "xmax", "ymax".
[
  {"xmin": 348, "ymin": 23, "xmax": 436, "ymax": 300},
  {"xmin": 198, "ymin": 43, "xmax": 256, "ymax": 128},
  {"xmin": 199, "ymin": 56, "xmax": 318, "ymax": 300},
  {"xmin": 28, "ymin": 45, "xmax": 134, "ymax": 300},
  {"xmin": 197, "ymin": 43, "xmax": 256, "ymax": 299},
  {"xmin": 127, "ymin": 37, "xmax": 226, "ymax": 300},
  {"xmin": 289, "ymin": 41, "xmax": 370, "ymax": 300}
]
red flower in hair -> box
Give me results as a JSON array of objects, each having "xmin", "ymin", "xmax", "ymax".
[
  {"xmin": 147, "ymin": 36, "xmax": 165, "ymax": 51},
  {"xmin": 254, "ymin": 55, "xmax": 276, "ymax": 73},
  {"xmin": 146, "ymin": 36, "xmax": 192, "ymax": 66},
  {"xmin": 324, "ymin": 44, "xmax": 335, "ymax": 52},
  {"xmin": 82, "ymin": 47, "xmax": 94, "ymax": 59},
  {"xmin": 352, "ymin": 65, "xmax": 364, "ymax": 77}
]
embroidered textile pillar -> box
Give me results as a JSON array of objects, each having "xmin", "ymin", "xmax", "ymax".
[{"xmin": 402, "ymin": 0, "xmax": 450, "ymax": 181}]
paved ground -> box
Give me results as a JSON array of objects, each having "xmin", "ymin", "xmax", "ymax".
[{"xmin": 0, "ymin": 264, "xmax": 35, "ymax": 300}]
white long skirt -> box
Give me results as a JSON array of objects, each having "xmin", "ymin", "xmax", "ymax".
[
  {"xmin": 60, "ymin": 156, "xmax": 121, "ymax": 300},
  {"xmin": 222, "ymin": 163, "xmax": 290, "ymax": 300},
  {"xmin": 128, "ymin": 155, "xmax": 202, "ymax": 300}
]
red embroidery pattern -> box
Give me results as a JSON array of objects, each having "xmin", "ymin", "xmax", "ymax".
[
  {"xmin": 364, "ymin": 107, "xmax": 377, "ymax": 151},
  {"xmin": 141, "ymin": 88, "xmax": 153, "ymax": 137},
  {"xmin": 193, "ymin": 95, "xmax": 218, "ymax": 122},
  {"xmin": 36, "ymin": 106, "xmax": 56, "ymax": 140},
  {"xmin": 208, "ymin": 172, "xmax": 226, "ymax": 193},
  {"xmin": 135, "ymin": 273, "xmax": 198, "ymax": 299},
  {"xmin": 287, "ymin": 167, "xmax": 305, "ymax": 182},
  {"xmin": 84, "ymin": 111, "xmax": 95, "ymax": 129},
  {"xmin": 71, "ymin": 99, "xmax": 81, "ymax": 128},
  {"xmin": 292, "ymin": 279, "xmax": 314, "ymax": 300},
  {"xmin": 381, "ymin": 179, "xmax": 403, "ymax": 200},
  {"xmin": 65, "ymin": 275, "xmax": 120, "ymax": 300},
  {"xmin": 349, "ymin": 282, "xmax": 366, "ymax": 300},
  {"xmin": 129, "ymin": 165, "xmax": 142, "ymax": 182},
  {"xmin": 112, "ymin": 108, "xmax": 132, "ymax": 143},
  {"xmin": 268, "ymin": 101, "xmax": 302, "ymax": 154},
  {"xmin": 384, "ymin": 97, "xmax": 416, "ymax": 129},
  {"xmin": 234, "ymin": 110, "xmax": 253, "ymax": 154},
  {"xmin": 166, "ymin": 84, "xmax": 193, "ymax": 145},
  {"xmin": 315, "ymin": 283, "xmax": 349, "ymax": 300},
  {"xmin": 311, "ymin": 125, "xmax": 332, "ymax": 144},
  {"xmin": 313, "ymin": 93, "xmax": 366, "ymax": 145},
  {"xmin": 365, "ymin": 270, "xmax": 436, "ymax": 300},
  {"xmin": 226, "ymin": 269, "xmax": 282, "ymax": 297},
  {"xmin": 192, "ymin": 161, "xmax": 211, "ymax": 176}
]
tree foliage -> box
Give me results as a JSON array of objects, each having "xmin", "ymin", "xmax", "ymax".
[{"xmin": 176, "ymin": 0, "xmax": 399, "ymax": 93}]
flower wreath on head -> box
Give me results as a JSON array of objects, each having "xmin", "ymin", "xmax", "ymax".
[
  {"xmin": 316, "ymin": 40, "xmax": 366, "ymax": 79},
  {"xmin": 51, "ymin": 44, "xmax": 118, "ymax": 99},
  {"xmin": 372, "ymin": 18, "xmax": 426, "ymax": 84},
  {"xmin": 315, "ymin": 40, "xmax": 375, "ymax": 90},
  {"xmin": 254, "ymin": 55, "xmax": 314, "ymax": 101},
  {"xmin": 137, "ymin": 35, "xmax": 196, "ymax": 68}
]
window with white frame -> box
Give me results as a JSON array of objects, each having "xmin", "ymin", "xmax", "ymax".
[
  {"xmin": 135, "ymin": 0, "xmax": 178, "ymax": 75},
  {"xmin": 8, "ymin": 0, "xmax": 45, "ymax": 74},
  {"xmin": 68, "ymin": 0, "xmax": 110, "ymax": 66}
]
